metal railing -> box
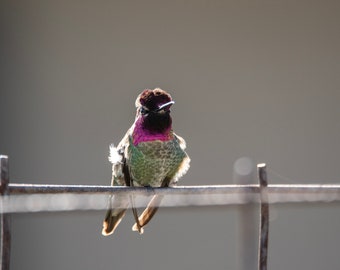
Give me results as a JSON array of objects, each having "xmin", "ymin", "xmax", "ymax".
[{"xmin": 1, "ymin": 155, "xmax": 340, "ymax": 270}]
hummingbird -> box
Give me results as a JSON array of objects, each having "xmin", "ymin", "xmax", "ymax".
[{"xmin": 102, "ymin": 88, "xmax": 190, "ymax": 235}]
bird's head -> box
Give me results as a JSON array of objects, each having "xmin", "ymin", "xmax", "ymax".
[
  {"xmin": 134, "ymin": 88, "xmax": 174, "ymax": 134},
  {"xmin": 136, "ymin": 88, "xmax": 174, "ymax": 116}
]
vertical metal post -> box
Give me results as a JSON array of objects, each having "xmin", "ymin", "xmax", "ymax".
[
  {"xmin": 257, "ymin": 163, "xmax": 269, "ymax": 270},
  {"xmin": 0, "ymin": 155, "xmax": 11, "ymax": 270},
  {"xmin": 233, "ymin": 157, "xmax": 257, "ymax": 270}
]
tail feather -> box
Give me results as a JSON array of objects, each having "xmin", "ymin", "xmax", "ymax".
[
  {"xmin": 132, "ymin": 195, "xmax": 164, "ymax": 232},
  {"xmin": 132, "ymin": 177, "xmax": 170, "ymax": 232},
  {"xmin": 102, "ymin": 208, "xmax": 127, "ymax": 236}
]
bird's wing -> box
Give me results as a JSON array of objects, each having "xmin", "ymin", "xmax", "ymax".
[
  {"xmin": 172, "ymin": 133, "xmax": 191, "ymax": 183},
  {"xmin": 102, "ymin": 133, "xmax": 132, "ymax": 236},
  {"xmin": 108, "ymin": 128, "xmax": 132, "ymax": 186},
  {"xmin": 173, "ymin": 132, "xmax": 187, "ymax": 150}
]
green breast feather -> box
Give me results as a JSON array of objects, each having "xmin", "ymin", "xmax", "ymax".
[{"xmin": 127, "ymin": 136, "xmax": 187, "ymax": 187}]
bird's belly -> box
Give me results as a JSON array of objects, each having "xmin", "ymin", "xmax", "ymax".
[{"xmin": 128, "ymin": 140, "xmax": 185, "ymax": 187}]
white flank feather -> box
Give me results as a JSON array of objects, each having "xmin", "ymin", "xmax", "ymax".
[{"xmin": 108, "ymin": 144, "xmax": 122, "ymax": 164}]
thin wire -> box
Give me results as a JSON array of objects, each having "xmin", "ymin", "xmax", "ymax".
[{"xmin": 267, "ymin": 168, "xmax": 297, "ymax": 184}]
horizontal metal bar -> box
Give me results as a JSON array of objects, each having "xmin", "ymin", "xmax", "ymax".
[
  {"xmin": 8, "ymin": 183, "xmax": 260, "ymax": 195},
  {"xmin": 0, "ymin": 183, "xmax": 339, "ymax": 214},
  {"xmin": 8, "ymin": 183, "xmax": 340, "ymax": 195}
]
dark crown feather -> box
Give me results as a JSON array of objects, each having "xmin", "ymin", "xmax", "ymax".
[{"xmin": 136, "ymin": 88, "xmax": 172, "ymax": 111}]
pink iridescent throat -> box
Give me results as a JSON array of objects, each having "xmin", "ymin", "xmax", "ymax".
[{"xmin": 132, "ymin": 118, "xmax": 173, "ymax": 145}]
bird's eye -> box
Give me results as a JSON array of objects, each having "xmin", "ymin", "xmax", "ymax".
[{"xmin": 140, "ymin": 107, "xmax": 149, "ymax": 115}]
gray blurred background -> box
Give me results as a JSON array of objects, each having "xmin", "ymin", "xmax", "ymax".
[{"xmin": 1, "ymin": 0, "xmax": 340, "ymax": 269}]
